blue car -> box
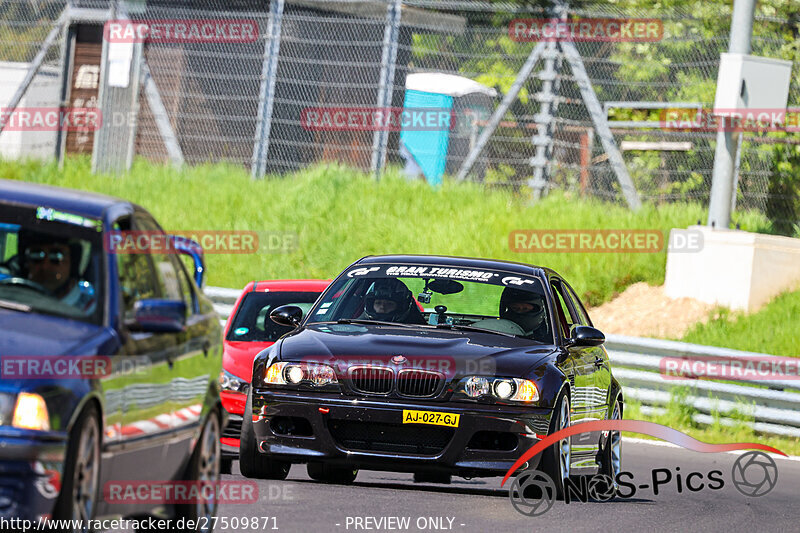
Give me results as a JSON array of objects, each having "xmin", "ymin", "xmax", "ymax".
[{"xmin": 0, "ymin": 180, "xmax": 224, "ymax": 531}]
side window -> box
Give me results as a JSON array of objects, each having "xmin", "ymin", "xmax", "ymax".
[
  {"xmin": 174, "ymin": 256, "xmax": 197, "ymax": 314},
  {"xmin": 551, "ymin": 279, "xmax": 580, "ymax": 338},
  {"xmin": 563, "ymin": 283, "xmax": 591, "ymax": 326},
  {"xmin": 114, "ymin": 218, "xmax": 159, "ymax": 321},
  {"xmin": 134, "ymin": 214, "xmax": 186, "ymax": 306}
]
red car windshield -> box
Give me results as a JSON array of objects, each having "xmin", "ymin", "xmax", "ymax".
[{"xmin": 227, "ymin": 291, "xmax": 322, "ymax": 342}]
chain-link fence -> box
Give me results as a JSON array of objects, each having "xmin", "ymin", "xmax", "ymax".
[{"xmin": 1, "ymin": 0, "xmax": 799, "ymax": 231}]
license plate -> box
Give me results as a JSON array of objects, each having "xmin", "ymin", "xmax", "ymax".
[{"xmin": 402, "ymin": 410, "xmax": 460, "ymax": 428}]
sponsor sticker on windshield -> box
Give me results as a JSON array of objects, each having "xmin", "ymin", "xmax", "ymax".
[{"xmin": 36, "ymin": 207, "xmax": 102, "ymax": 230}]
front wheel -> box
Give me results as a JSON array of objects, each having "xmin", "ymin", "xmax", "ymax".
[
  {"xmin": 174, "ymin": 410, "xmax": 222, "ymax": 532},
  {"xmin": 53, "ymin": 404, "xmax": 101, "ymax": 533},
  {"xmin": 541, "ymin": 390, "xmax": 571, "ymax": 499}
]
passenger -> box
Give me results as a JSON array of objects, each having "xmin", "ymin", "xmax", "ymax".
[{"xmin": 499, "ymin": 287, "xmax": 550, "ymax": 342}]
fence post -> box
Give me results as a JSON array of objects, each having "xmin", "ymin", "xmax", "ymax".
[
  {"xmin": 560, "ymin": 41, "xmax": 642, "ymax": 210},
  {"xmin": 370, "ymin": 0, "xmax": 402, "ymax": 179},
  {"xmin": 251, "ymin": 0, "xmax": 285, "ymax": 179},
  {"xmin": 708, "ymin": 0, "xmax": 756, "ymax": 228},
  {"xmin": 0, "ymin": 11, "xmax": 67, "ymax": 138},
  {"xmin": 456, "ymin": 42, "xmax": 546, "ymax": 182}
]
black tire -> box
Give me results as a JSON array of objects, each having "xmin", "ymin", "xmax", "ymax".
[
  {"xmin": 306, "ymin": 463, "xmax": 358, "ymax": 484},
  {"xmin": 541, "ymin": 389, "xmax": 571, "ymax": 500},
  {"xmin": 593, "ymin": 399, "xmax": 623, "ymax": 500},
  {"xmin": 221, "ymin": 458, "xmax": 233, "ymax": 475},
  {"xmin": 53, "ymin": 404, "xmax": 101, "ymax": 533},
  {"xmin": 413, "ymin": 472, "xmax": 451, "ymax": 484},
  {"xmin": 239, "ymin": 391, "xmax": 290, "ymax": 479},
  {"xmin": 173, "ymin": 409, "xmax": 222, "ymax": 532}
]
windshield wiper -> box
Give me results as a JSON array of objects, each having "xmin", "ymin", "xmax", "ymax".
[
  {"xmin": 433, "ymin": 323, "xmax": 519, "ymax": 338},
  {"xmin": 337, "ymin": 318, "xmax": 416, "ymax": 328},
  {"xmin": 0, "ymin": 298, "xmax": 32, "ymax": 312}
]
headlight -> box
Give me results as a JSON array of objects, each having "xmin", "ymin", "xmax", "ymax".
[
  {"xmin": 219, "ymin": 369, "xmax": 248, "ymax": 393},
  {"xmin": 263, "ymin": 362, "xmax": 339, "ymax": 387},
  {"xmin": 457, "ymin": 376, "xmax": 539, "ymax": 403},
  {"xmin": 12, "ymin": 392, "xmax": 50, "ymax": 431}
]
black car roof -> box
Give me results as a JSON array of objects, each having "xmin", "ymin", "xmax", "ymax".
[
  {"xmin": 355, "ymin": 254, "xmax": 556, "ymax": 278},
  {"xmin": 0, "ymin": 179, "xmax": 133, "ymax": 220}
]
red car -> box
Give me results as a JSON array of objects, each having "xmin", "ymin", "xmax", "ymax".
[{"xmin": 219, "ymin": 279, "xmax": 329, "ymax": 472}]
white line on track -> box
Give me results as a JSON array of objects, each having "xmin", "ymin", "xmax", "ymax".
[{"xmin": 622, "ymin": 436, "xmax": 800, "ymax": 462}]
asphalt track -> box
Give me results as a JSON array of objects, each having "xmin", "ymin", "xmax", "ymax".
[{"xmin": 209, "ymin": 439, "xmax": 799, "ymax": 533}]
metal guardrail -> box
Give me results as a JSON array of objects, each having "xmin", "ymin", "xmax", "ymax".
[
  {"xmin": 605, "ymin": 335, "xmax": 800, "ymax": 438},
  {"xmin": 205, "ymin": 286, "xmax": 800, "ymax": 438}
]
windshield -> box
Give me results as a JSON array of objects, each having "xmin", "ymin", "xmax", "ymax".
[
  {"xmin": 307, "ymin": 263, "xmax": 553, "ymax": 343},
  {"xmin": 227, "ymin": 291, "xmax": 323, "ymax": 342},
  {"xmin": 0, "ymin": 205, "xmax": 104, "ymax": 325}
]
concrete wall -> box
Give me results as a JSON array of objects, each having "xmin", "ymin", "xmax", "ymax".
[
  {"xmin": 0, "ymin": 61, "xmax": 60, "ymax": 161},
  {"xmin": 665, "ymin": 225, "xmax": 800, "ymax": 311}
]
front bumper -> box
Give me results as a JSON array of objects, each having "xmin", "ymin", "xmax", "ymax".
[
  {"xmin": 0, "ymin": 429, "xmax": 67, "ymax": 522},
  {"xmin": 251, "ymin": 390, "xmax": 553, "ymax": 477},
  {"xmin": 221, "ymin": 391, "xmax": 246, "ymax": 458}
]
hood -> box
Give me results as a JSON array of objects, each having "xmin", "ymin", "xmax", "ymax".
[
  {"xmin": 0, "ymin": 309, "xmax": 112, "ymax": 356},
  {"xmin": 278, "ymin": 323, "xmax": 556, "ymax": 379},
  {"xmin": 224, "ymin": 340, "xmax": 275, "ymax": 381}
]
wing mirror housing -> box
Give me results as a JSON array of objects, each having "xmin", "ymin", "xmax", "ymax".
[
  {"xmin": 566, "ymin": 325, "xmax": 605, "ymax": 347},
  {"xmin": 270, "ymin": 305, "xmax": 304, "ymax": 327}
]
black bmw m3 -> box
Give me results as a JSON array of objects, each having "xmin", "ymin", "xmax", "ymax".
[{"xmin": 240, "ymin": 255, "xmax": 623, "ymax": 495}]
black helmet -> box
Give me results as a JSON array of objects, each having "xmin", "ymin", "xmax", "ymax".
[
  {"xmin": 364, "ymin": 278, "xmax": 414, "ymax": 322},
  {"xmin": 499, "ymin": 287, "xmax": 547, "ymax": 335}
]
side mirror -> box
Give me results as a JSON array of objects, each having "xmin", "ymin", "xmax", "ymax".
[
  {"xmin": 270, "ymin": 305, "xmax": 303, "ymax": 327},
  {"xmin": 566, "ymin": 325, "xmax": 605, "ymax": 347},
  {"xmin": 130, "ymin": 299, "xmax": 186, "ymax": 333},
  {"xmin": 170, "ymin": 235, "xmax": 206, "ymax": 288}
]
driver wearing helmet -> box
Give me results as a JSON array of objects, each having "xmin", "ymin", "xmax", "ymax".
[
  {"xmin": 499, "ymin": 287, "xmax": 550, "ymax": 342},
  {"xmin": 362, "ymin": 278, "xmax": 425, "ymax": 324},
  {"xmin": 18, "ymin": 230, "xmax": 96, "ymax": 312}
]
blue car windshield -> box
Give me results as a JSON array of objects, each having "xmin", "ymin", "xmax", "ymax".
[
  {"xmin": 0, "ymin": 205, "xmax": 103, "ymax": 325},
  {"xmin": 306, "ymin": 263, "xmax": 553, "ymax": 343}
]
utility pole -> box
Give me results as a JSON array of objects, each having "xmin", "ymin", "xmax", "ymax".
[{"xmin": 707, "ymin": 0, "xmax": 756, "ymax": 229}]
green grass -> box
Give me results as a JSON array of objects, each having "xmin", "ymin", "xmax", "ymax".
[
  {"xmin": 681, "ymin": 288, "xmax": 800, "ymax": 357},
  {"xmin": 0, "ymin": 156, "xmax": 770, "ymax": 307}
]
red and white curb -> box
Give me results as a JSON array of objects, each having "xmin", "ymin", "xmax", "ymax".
[{"xmin": 114, "ymin": 404, "xmax": 202, "ymax": 437}]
